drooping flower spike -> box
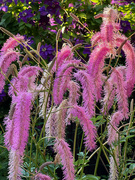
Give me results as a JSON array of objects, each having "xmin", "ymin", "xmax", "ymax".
[
  {"xmin": 0, "ymin": 50, "xmax": 20, "ymax": 93},
  {"xmin": 0, "ymin": 34, "xmax": 24, "ymax": 54},
  {"xmin": 54, "ymin": 138, "xmax": 75, "ymax": 180},
  {"xmin": 53, "ymin": 60, "xmax": 81, "ymax": 105}
]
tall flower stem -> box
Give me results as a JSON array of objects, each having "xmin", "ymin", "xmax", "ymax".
[
  {"xmin": 80, "ymin": 148, "xmax": 87, "ymax": 178},
  {"xmin": 94, "ymin": 144, "xmax": 102, "ymax": 176},
  {"xmin": 73, "ymin": 122, "xmax": 79, "ymax": 160},
  {"xmin": 123, "ymin": 99, "xmax": 134, "ymax": 166},
  {"xmin": 39, "ymin": 77, "xmax": 53, "ymax": 141}
]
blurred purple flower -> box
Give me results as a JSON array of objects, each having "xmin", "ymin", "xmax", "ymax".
[
  {"xmin": 0, "ymin": 5, "xmax": 8, "ymax": 12},
  {"xmin": 0, "ymin": 0, "xmax": 12, "ymax": 4},
  {"xmin": 83, "ymin": 44, "xmax": 91, "ymax": 55},
  {"xmin": 120, "ymin": 20, "xmax": 131, "ymax": 33},
  {"xmin": 40, "ymin": 44, "xmax": 55, "ymax": 61},
  {"xmin": 18, "ymin": 9, "xmax": 33, "ymax": 23},
  {"xmin": 45, "ymin": 0, "xmax": 61, "ymax": 16},
  {"xmin": 39, "ymin": 6, "xmax": 48, "ymax": 16},
  {"xmin": 39, "ymin": 15, "xmax": 50, "ymax": 29},
  {"xmin": 74, "ymin": 38, "xmax": 84, "ymax": 45},
  {"xmin": 0, "ymin": 89, "xmax": 6, "ymax": 102},
  {"xmin": 20, "ymin": 36, "xmax": 35, "ymax": 50}
]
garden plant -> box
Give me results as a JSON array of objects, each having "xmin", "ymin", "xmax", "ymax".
[{"xmin": 0, "ymin": 0, "xmax": 135, "ymax": 180}]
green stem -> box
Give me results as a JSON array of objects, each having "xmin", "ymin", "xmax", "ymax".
[
  {"xmin": 77, "ymin": 141, "xmax": 108, "ymax": 175},
  {"xmin": 80, "ymin": 148, "xmax": 87, "ymax": 178},
  {"xmin": 94, "ymin": 145, "xmax": 102, "ymax": 176},
  {"xmin": 73, "ymin": 122, "xmax": 79, "ymax": 160},
  {"xmin": 123, "ymin": 99, "xmax": 134, "ymax": 166}
]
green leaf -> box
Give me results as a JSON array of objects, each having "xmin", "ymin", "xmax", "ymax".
[{"xmin": 80, "ymin": 174, "xmax": 100, "ymax": 180}]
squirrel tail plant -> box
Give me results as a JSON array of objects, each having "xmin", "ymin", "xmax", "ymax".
[{"xmin": 1, "ymin": 6, "xmax": 135, "ymax": 180}]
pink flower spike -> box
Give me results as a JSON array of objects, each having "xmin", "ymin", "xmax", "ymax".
[
  {"xmin": 8, "ymin": 66, "xmax": 42, "ymax": 96},
  {"xmin": 102, "ymin": 78, "xmax": 116, "ymax": 114},
  {"xmin": 71, "ymin": 105, "xmax": 97, "ymax": 151},
  {"xmin": 56, "ymin": 99, "xmax": 68, "ymax": 139},
  {"xmin": 74, "ymin": 70, "xmax": 95, "ymax": 118},
  {"xmin": 35, "ymin": 173, "xmax": 51, "ymax": 180},
  {"xmin": 45, "ymin": 107, "xmax": 58, "ymax": 139},
  {"xmin": 0, "ymin": 34, "xmax": 24, "ymax": 54},
  {"xmin": 91, "ymin": 32, "xmax": 102, "ymax": 47},
  {"xmin": 108, "ymin": 111, "xmax": 124, "ymax": 145},
  {"xmin": 8, "ymin": 149, "xmax": 22, "ymax": 180},
  {"xmin": 0, "ymin": 50, "xmax": 20, "ymax": 93},
  {"xmin": 18, "ymin": 65, "xmax": 43, "ymax": 78},
  {"xmin": 87, "ymin": 44, "xmax": 110, "ymax": 77},
  {"xmin": 111, "ymin": 68, "xmax": 129, "ymax": 119},
  {"xmin": 11, "ymin": 92, "xmax": 32, "ymax": 155},
  {"xmin": 54, "ymin": 138, "xmax": 75, "ymax": 180},
  {"xmin": 53, "ymin": 45, "xmax": 73, "ymax": 71},
  {"xmin": 53, "ymin": 60, "xmax": 81, "ymax": 105},
  {"xmin": 116, "ymin": 35, "xmax": 135, "ymax": 96}
]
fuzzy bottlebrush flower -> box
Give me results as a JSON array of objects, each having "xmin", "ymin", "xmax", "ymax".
[
  {"xmin": 8, "ymin": 149, "xmax": 22, "ymax": 180},
  {"xmin": 35, "ymin": 173, "xmax": 51, "ymax": 180},
  {"xmin": 110, "ymin": 68, "xmax": 129, "ymax": 119},
  {"xmin": 116, "ymin": 35, "xmax": 135, "ymax": 96},
  {"xmin": 4, "ymin": 92, "xmax": 33, "ymax": 179},
  {"xmin": 70, "ymin": 105, "xmax": 96, "ymax": 151},
  {"xmin": 108, "ymin": 111, "xmax": 123, "ymax": 145},
  {"xmin": 54, "ymin": 138, "xmax": 75, "ymax": 180},
  {"xmin": 4, "ymin": 92, "xmax": 32, "ymax": 153},
  {"xmin": 0, "ymin": 50, "xmax": 20, "ymax": 93},
  {"xmin": 66, "ymin": 81, "xmax": 80, "ymax": 124},
  {"xmin": 91, "ymin": 32, "xmax": 102, "ymax": 47},
  {"xmin": 56, "ymin": 99, "xmax": 68, "ymax": 139},
  {"xmin": 45, "ymin": 107, "xmax": 58, "ymax": 139},
  {"xmin": 53, "ymin": 45, "xmax": 73, "ymax": 72},
  {"xmin": 53, "ymin": 60, "xmax": 81, "ymax": 105},
  {"xmin": 108, "ymin": 144, "xmax": 119, "ymax": 180},
  {"xmin": 87, "ymin": 44, "xmax": 110, "ymax": 101},
  {"xmin": 8, "ymin": 65, "xmax": 42, "ymax": 97},
  {"xmin": 93, "ymin": 7, "xmax": 120, "ymax": 57},
  {"xmin": 0, "ymin": 35, "xmax": 24, "ymax": 54},
  {"xmin": 102, "ymin": 78, "xmax": 116, "ymax": 114},
  {"xmin": 74, "ymin": 70, "xmax": 95, "ymax": 118}
]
